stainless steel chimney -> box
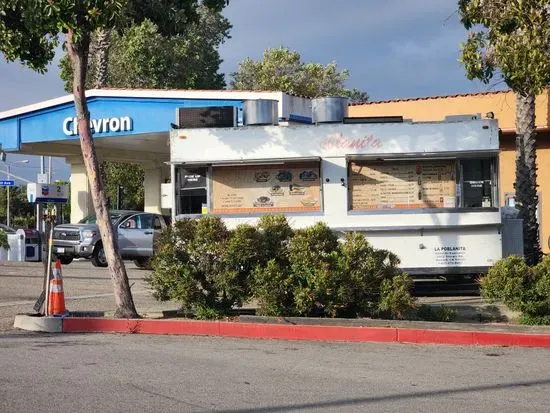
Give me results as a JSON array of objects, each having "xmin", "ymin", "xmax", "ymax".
[
  {"xmin": 311, "ymin": 97, "xmax": 349, "ymax": 124},
  {"xmin": 243, "ymin": 99, "xmax": 279, "ymax": 126}
]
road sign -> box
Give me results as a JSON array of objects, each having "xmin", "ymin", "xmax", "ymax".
[
  {"xmin": 0, "ymin": 180, "xmax": 15, "ymax": 186},
  {"xmin": 37, "ymin": 173, "xmax": 48, "ymax": 184}
]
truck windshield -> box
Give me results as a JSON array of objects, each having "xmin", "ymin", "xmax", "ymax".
[{"xmin": 78, "ymin": 213, "xmax": 124, "ymax": 224}]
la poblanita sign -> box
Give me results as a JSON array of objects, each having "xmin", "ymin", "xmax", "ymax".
[
  {"xmin": 27, "ymin": 183, "xmax": 69, "ymax": 204},
  {"xmin": 62, "ymin": 116, "xmax": 133, "ymax": 136}
]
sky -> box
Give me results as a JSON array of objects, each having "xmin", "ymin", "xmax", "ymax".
[{"xmin": 0, "ymin": 0, "xmax": 504, "ymax": 184}]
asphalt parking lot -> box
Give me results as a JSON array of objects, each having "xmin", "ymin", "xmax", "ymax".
[
  {"xmin": 1, "ymin": 260, "xmax": 511, "ymax": 331},
  {"xmin": 0, "ymin": 260, "xmax": 178, "ymax": 331}
]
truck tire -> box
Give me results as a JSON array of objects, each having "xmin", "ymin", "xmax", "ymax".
[
  {"xmin": 59, "ymin": 256, "xmax": 73, "ymax": 265},
  {"xmin": 134, "ymin": 258, "xmax": 152, "ymax": 270},
  {"xmin": 91, "ymin": 244, "xmax": 108, "ymax": 267}
]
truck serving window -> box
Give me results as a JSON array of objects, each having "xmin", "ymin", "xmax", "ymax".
[
  {"xmin": 348, "ymin": 157, "xmax": 496, "ymax": 211},
  {"xmin": 461, "ymin": 159, "xmax": 493, "ymax": 208},
  {"xmin": 177, "ymin": 167, "xmax": 207, "ymax": 215}
]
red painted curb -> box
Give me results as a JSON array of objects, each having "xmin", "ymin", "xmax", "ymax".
[{"xmin": 61, "ymin": 318, "xmax": 550, "ymax": 348}]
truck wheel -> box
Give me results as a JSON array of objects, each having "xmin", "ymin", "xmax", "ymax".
[
  {"xmin": 59, "ymin": 256, "xmax": 73, "ymax": 265},
  {"xmin": 134, "ymin": 258, "xmax": 152, "ymax": 270},
  {"xmin": 91, "ymin": 244, "xmax": 108, "ymax": 267}
]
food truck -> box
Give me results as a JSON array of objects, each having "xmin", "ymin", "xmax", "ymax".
[{"xmin": 168, "ymin": 98, "xmax": 502, "ymax": 277}]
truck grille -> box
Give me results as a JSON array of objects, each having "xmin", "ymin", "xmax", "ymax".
[{"xmin": 53, "ymin": 230, "xmax": 80, "ymax": 241}]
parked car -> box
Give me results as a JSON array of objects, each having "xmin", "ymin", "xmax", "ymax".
[{"xmin": 51, "ymin": 210, "xmax": 170, "ymax": 268}]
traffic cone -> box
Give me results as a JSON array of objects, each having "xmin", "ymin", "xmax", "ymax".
[{"xmin": 48, "ymin": 260, "xmax": 68, "ymax": 316}]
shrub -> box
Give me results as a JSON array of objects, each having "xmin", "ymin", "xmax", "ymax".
[
  {"xmin": 150, "ymin": 214, "xmax": 416, "ymax": 321},
  {"xmin": 221, "ymin": 224, "xmax": 262, "ymax": 307},
  {"xmin": 148, "ymin": 218, "xmax": 198, "ymax": 304},
  {"xmin": 379, "ymin": 274, "xmax": 417, "ymax": 319},
  {"xmin": 252, "ymin": 259, "xmax": 296, "ymax": 316},
  {"xmin": 149, "ymin": 216, "xmax": 253, "ymax": 319},
  {"xmin": 256, "ymin": 214, "xmax": 294, "ymax": 265},
  {"xmin": 252, "ymin": 227, "xmax": 415, "ymax": 319},
  {"xmin": 0, "ymin": 229, "xmax": 9, "ymax": 250},
  {"xmin": 479, "ymin": 255, "xmax": 532, "ymax": 311},
  {"xmin": 479, "ymin": 255, "xmax": 550, "ymax": 324},
  {"xmin": 336, "ymin": 232, "xmax": 409, "ymax": 318},
  {"xmin": 287, "ymin": 223, "xmax": 340, "ymax": 316}
]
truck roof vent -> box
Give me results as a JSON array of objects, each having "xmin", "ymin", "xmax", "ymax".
[
  {"xmin": 243, "ymin": 99, "xmax": 278, "ymax": 126},
  {"xmin": 444, "ymin": 113, "xmax": 481, "ymax": 122},
  {"xmin": 312, "ymin": 97, "xmax": 348, "ymax": 124},
  {"xmin": 176, "ymin": 106, "xmax": 237, "ymax": 129}
]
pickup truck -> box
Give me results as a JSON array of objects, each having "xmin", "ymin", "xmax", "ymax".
[{"xmin": 52, "ymin": 210, "xmax": 170, "ymax": 268}]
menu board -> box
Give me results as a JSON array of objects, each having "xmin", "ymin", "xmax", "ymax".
[
  {"xmin": 212, "ymin": 163, "xmax": 321, "ymax": 213},
  {"xmin": 349, "ymin": 160, "xmax": 456, "ymax": 210}
]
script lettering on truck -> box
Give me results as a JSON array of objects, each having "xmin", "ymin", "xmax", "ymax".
[
  {"xmin": 320, "ymin": 132, "xmax": 383, "ymax": 150},
  {"xmin": 62, "ymin": 116, "xmax": 133, "ymax": 136}
]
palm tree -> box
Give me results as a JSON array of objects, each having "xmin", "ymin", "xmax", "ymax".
[
  {"xmin": 95, "ymin": 28, "xmax": 111, "ymax": 88},
  {"xmin": 515, "ymin": 93, "xmax": 542, "ymax": 264},
  {"xmin": 459, "ymin": 0, "xmax": 550, "ymax": 265}
]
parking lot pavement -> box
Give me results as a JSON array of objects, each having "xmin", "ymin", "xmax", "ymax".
[
  {"xmin": 1, "ymin": 333, "xmax": 550, "ymax": 412},
  {"xmin": 0, "ymin": 260, "xmax": 179, "ymax": 331}
]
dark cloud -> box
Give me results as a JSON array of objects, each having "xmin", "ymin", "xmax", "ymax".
[{"xmin": 218, "ymin": 0, "xmax": 502, "ymax": 99}]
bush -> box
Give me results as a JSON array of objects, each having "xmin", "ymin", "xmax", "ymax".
[
  {"xmin": 336, "ymin": 232, "xmax": 408, "ymax": 318},
  {"xmin": 252, "ymin": 222, "xmax": 416, "ymax": 319},
  {"xmin": 0, "ymin": 229, "xmax": 9, "ymax": 250},
  {"xmin": 479, "ymin": 255, "xmax": 550, "ymax": 324},
  {"xmin": 252, "ymin": 259, "xmax": 296, "ymax": 316},
  {"xmin": 149, "ymin": 216, "xmax": 252, "ymax": 319},
  {"xmin": 379, "ymin": 274, "xmax": 417, "ymax": 319},
  {"xmin": 288, "ymin": 223, "xmax": 340, "ymax": 316},
  {"xmin": 150, "ymin": 214, "xmax": 416, "ymax": 320}
]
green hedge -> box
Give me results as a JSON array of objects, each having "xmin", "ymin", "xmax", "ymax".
[
  {"xmin": 0, "ymin": 229, "xmax": 9, "ymax": 250},
  {"xmin": 480, "ymin": 255, "xmax": 550, "ymax": 324},
  {"xmin": 148, "ymin": 215, "xmax": 416, "ymax": 319}
]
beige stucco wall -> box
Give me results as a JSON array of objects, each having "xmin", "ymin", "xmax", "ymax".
[{"xmin": 349, "ymin": 89, "xmax": 549, "ymax": 131}]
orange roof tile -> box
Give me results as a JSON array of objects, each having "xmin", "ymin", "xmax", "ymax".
[{"xmin": 350, "ymin": 89, "xmax": 513, "ymax": 106}]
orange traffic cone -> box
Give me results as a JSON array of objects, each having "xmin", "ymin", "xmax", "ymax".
[{"xmin": 48, "ymin": 260, "xmax": 68, "ymax": 316}]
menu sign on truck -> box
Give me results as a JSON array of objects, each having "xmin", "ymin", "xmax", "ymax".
[
  {"xmin": 212, "ymin": 163, "xmax": 321, "ymax": 213},
  {"xmin": 349, "ymin": 160, "xmax": 456, "ymax": 210}
]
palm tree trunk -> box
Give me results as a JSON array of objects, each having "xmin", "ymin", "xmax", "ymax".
[
  {"xmin": 515, "ymin": 92, "xmax": 542, "ymax": 266},
  {"xmin": 66, "ymin": 30, "xmax": 139, "ymax": 318},
  {"xmin": 95, "ymin": 28, "xmax": 111, "ymax": 88}
]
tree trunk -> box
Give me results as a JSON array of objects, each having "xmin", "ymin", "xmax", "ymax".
[
  {"xmin": 66, "ymin": 30, "xmax": 139, "ymax": 318},
  {"xmin": 95, "ymin": 28, "xmax": 111, "ymax": 88},
  {"xmin": 515, "ymin": 92, "xmax": 542, "ymax": 266}
]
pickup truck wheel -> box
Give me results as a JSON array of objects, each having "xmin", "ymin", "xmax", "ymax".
[
  {"xmin": 91, "ymin": 245, "xmax": 108, "ymax": 267},
  {"xmin": 59, "ymin": 256, "xmax": 73, "ymax": 265},
  {"xmin": 134, "ymin": 258, "xmax": 152, "ymax": 270}
]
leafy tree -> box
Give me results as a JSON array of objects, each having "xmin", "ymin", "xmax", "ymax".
[
  {"xmin": 58, "ymin": 3, "xmax": 230, "ymax": 211},
  {"xmin": 92, "ymin": 0, "xmax": 229, "ymax": 88},
  {"xmin": 59, "ymin": 4, "xmax": 231, "ymax": 91},
  {"xmin": 459, "ymin": 0, "xmax": 550, "ymax": 265},
  {"xmin": 0, "ymin": 0, "xmax": 139, "ymax": 318},
  {"xmin": 0, "ymin": 186, "xmax": 35, "ymax": 228},
  {"xmin": 101, "ymin": 162, "xmax": 144, "ymax": 210},
  {"xmin": 230, "ymin": 47, "xmax": 369, "ymax": 101},
  {"xmin": 0, "ymin": 0, "xmax": 227, "ymax": 318}
]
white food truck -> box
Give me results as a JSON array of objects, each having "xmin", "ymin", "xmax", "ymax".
[{"xmin": 168, "ymin": 98, "xmax": 502, "ymax": 278}]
